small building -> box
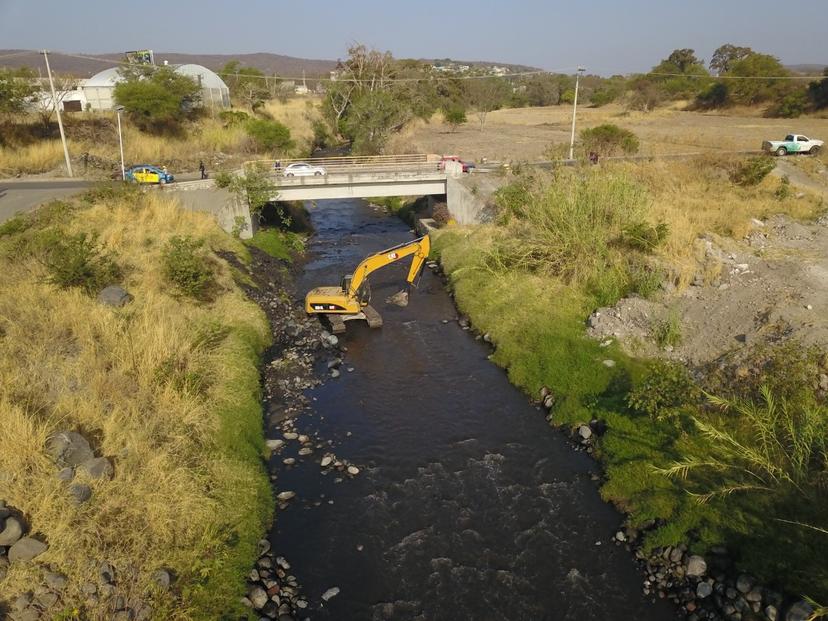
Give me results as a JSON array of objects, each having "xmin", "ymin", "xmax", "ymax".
[{"xmin": 81, "ymin": 63, "xmax": 230, "ymax": 111}]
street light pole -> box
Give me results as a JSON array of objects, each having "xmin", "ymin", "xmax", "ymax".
[
  {"xmin": 115, "ymin": 106, "xmax": 126, "ymax": 181},
  {"xmin": 42, "ymin": 50, "xmax": 73, "ymax": 177},
  {"xmin": 568, "ymin": 66, "xmax": 586, "ymax": 161}
]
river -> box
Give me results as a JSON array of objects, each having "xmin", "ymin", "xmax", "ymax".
[{"xmin": 268, "ymin": 198, "xmax": 675, "ymax": 621}]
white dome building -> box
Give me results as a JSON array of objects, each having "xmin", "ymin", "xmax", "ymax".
[{"xmin": 81, "ymin": 64, "xmax": 230, "ymax": 111}]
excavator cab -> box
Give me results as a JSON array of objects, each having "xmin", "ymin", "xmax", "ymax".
[{"xmin": 305, "ymin": 234, "xmax": 430, "ymax": 333}]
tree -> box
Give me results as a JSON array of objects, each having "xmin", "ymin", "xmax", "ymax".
[
  {"xmin": 220, "ymin": 60, "xmax": 270, "ymax": 110},
  {"xmin": 710, "ymin": 44, "xmax": 754, "ymax": 75},
  {"xmin": 244, "ymin": 118, "xmax": 294, "ymax": 153},
  {"xmin": 114, "ymin": 66, "xmax": 201, "ymax": 132},
  {"xmin": 215, "ymin": 164, "xmax": 277, "ymax": 213},
  {"xmin": 343, "ymin": 90, "xmax": 407, "ymax": 154},
  {"xmin": 650, "ymin": 49, "xmax": 710, "ymax": 100},
  {"xmin": 33, "ymin": 73, "xmax": 77, "ymax": 129},
  {"xmin": 466, "ymin": 77, "xmax": 511, "ymax": 130},
  {"xmin": 726, "ymin": 53, "xmax": 789, "ymax": 105},
  {"xmin": 808, "ymin": 68, "xmax": 828, "ymax": 110},
  {"xmin": 443, "ymin": 106, "xmax": 467, "ymax": 132},
  {"xmin": 0, "ymin": 67, "xmax": 37, "ymax": 119}
]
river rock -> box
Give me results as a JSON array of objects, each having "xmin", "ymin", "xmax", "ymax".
[
  {"xmin": 276, "ymin": 491, "xmax": 296, "ymax": 501},
  {"xmin": 765, "ymin": 605, "xmax": 778, "ymax": 621},
  {"xmin": 282, "ymin": 432, "xmax": 298, "ymax": 441},
  {"xmin": 298, "ymin": 435, "xmax": 310, "ymax": 443},
  {"xmin": 786, "ymin": 600, "xmax": 814, "ymax": 621},
  {"xmin": 79, "ymin": 457, "xmax": 114, "ymax": 480},
  {"xmin": 386, "ymin": 289, "xmax": 409, "ymax": 307},
  {"xmin": 0, "ymin": 515, "xmax": 24, "ymax": 546},
  {"xmin": 330, "ymin": 368, "xmax": 340, "ymax": 378},
  {"xmin": 266, "ymin": 439, "xmax": 285, "ymax": 450},
  {"xmin": 577, "ymin": 425, "xmax": 592, "ymax": 440},
  {"xmin": 36, "ymin": 590, "xmax": 59, "ymax": 608},
  {"xmin": 69, "ymin": 483, "xmax": 92, "ymax": 504},
  {"xmin": 9, "ymin": 537, "xmax": 48, "ymax": 562},
  {"xmin": 282, "ymin": 458, "xmax": 296, "ymax": 465},
  {"xmin": 321, "ymin": 456, "xmax": 333, "ymax": 467},
  {"xmin": 321, "ymin": 586, "xmax": 340, "ymax": 601},
  {"xmin": 249, "ymin": 586, "xmax": 268, "ymax": 609},
  {"xmin": 746, "ymin": 587, "xmax": 762, "ymax": 602},
  {"xmin": 696, "ymin": 582, "xmax": 713, "ymax": 598},
  {"xmin": 153, "ymin": 569, "xmax": 171, "ymax": 590},
  {"xmin": 47, "ymin": 431, "xmax": 95, "ymax": 467},
  {"xmin": 734, "ymin": 573, "xmax": 753, "ymax": 593},
  {"xmin": 45, "ymin": 571, "xmax": 69, "ymax": 591},
  {"xmin": 98, "ymin": 286, "xmax": 133, "ymax": 307},
  {"xmin": 347, "ymin": 466, "xmax": 360, "ymax": 475},
  {"xmin": 686, "ymin": 555, "xmax": 707, "ymax": 577}
]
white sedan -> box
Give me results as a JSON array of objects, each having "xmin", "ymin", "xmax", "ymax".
[{"xmin": 283, "ymin": 162, "xmax": 326, "ymax": 177}]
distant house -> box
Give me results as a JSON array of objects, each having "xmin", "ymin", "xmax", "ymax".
[{"xmin": 81, "ymin": 63, "xmax": 231, "ymax": 111}]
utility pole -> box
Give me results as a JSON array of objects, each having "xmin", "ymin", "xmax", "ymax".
[
  {"xmin": 568, "ymin": 66, "xmax": 586, "ymax": 161},
  {"xmin": 115, "ymin": 105, "xmax": 126, "ymax": 180},
  {"xmin": 42, "ymin": 50, "xmax": 73, "ymax": 177}
]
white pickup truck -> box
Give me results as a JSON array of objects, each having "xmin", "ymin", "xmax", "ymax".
[{"xmin": 762, "ymin": 134, "xmax": 823, "ymax": 156}]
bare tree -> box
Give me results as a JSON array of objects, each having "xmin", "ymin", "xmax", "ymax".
[
  {"xmin": 466, "ymin": 77, "xmax": 511, "ymax": 131},
  {"xmin": 34, "ymin": 74, "xmax": 78, "ymax": 129}
]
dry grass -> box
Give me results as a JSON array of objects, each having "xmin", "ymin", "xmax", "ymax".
[
  {"xmin": 626, "ymin": 157, "xmax": 825, "ymax": 285},
  {"xmin": 260, "ymin": 97, "xmax": 322, "ymax": 146},
  {"xmin": 399, "ymin": 103, "xmax": 828, "ymax": 163},
  {"xmin": 0, "ymin": 191, "xmax": 272, "ymax": 619},
  {"xmin": 0, "ymin": 140, "xmax": 66, "ymax": 175}
]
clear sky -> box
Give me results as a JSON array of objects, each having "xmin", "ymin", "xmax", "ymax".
[{"xmin": 1, "ymin": 0, "xmax": 826, "ymax": 75}]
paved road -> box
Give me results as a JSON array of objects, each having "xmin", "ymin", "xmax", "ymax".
[{"xmin": 0, "ymin": 179, "xmax": 95, "ymax": 224}]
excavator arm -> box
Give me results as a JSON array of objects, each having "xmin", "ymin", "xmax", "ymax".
[
  {"xmin": 304, "ymin": 234, "xmax": 431, "ymax": 324},
  {"xmin": 347, "ymin": 235, "xmax": 431, "ymax": 299}
]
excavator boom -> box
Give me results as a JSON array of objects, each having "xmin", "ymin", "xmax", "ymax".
[{"xmin": 305, "ymin": 235, "xmax": 431, "ymax": 331}]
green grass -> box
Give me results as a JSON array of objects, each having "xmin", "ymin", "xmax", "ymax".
[{"xmin": 245, "ymin": 228, "xmax": 304, "ymax": 261}]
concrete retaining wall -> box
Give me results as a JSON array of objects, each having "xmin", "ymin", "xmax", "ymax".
[{"xmin": 169, "ymin": 182, "xmax": 255, "ymax": 239}]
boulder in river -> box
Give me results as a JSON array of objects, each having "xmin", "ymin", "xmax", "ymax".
[
  {"xmin": 277, "ymin": 491, "xmax": 296, "ymax": 501},
  {"xmin": 685, "ymin": 555, "xmax": 707, "ymax": 577},
  {"xmin": 385, "ymin": 289, "xmax": 409, "ymax": 307},
  {"xmin": 321, "ymin": 586, "xmax": 340, "ymax": 601}
]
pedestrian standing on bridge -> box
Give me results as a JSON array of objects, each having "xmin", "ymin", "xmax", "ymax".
[{"xmin": 199, "ymin": 160, "xmax": 207, "ymax": 179}]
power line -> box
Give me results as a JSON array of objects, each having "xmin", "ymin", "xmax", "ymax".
[{"xmin": 647, "ymin": 71, "xmax": 823, "ymax": 80}]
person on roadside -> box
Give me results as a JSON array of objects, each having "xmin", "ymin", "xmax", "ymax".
[
  {"xmin": 199, "ymin": 160, "xmax": 207, "ymax": 179},
  {"xmin": 589, "ymin": 151, "xmax": 599, "ymax": 165},
  {"xmin": 274, "ymin": 159, "xmax": 282, "ymax": 173}
]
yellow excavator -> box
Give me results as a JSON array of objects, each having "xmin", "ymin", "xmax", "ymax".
[{"xmin": 305, "ymin": 234, "xmax": 431, "ymax": 333}]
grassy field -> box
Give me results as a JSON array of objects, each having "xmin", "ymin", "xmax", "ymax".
[
  {"xmin": 0, "ymin": 97, "xmax": 324, "ymax": 178},
  {"xmin": 0, "ymin": 188, "xmax": 273, "ymax": 619},
  {"xmin": 390, "ymin": 103, "xmax": 828, "ymax": 162},
  {"xmin": 432, "ymin": 158, "xmax": 828, "ymax": 601}
]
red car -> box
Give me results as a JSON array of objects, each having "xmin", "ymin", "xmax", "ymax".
[{"xmin": 438, "ymin": 155, "xmax": 475, "ymax": 173}]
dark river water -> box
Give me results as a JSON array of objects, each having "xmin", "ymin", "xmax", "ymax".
[{"xmin": 269, "ymin": 198, "xmax": 675, "ymax": 621}]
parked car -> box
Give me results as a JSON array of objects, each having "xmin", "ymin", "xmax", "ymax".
[
  {"xmin": 283, "ymin": 162, "xmax": 326, "ymax": 177},
  {"xmin": 438, "ymin": 155, "xmax": 475, "ymax": 173},
  {"xmin": 762, "ymin": 134, "xmax": 823, "ymax": 156},
  {"xmin": 125, "ymin": 165, "xmax": 174, "ymax": 184}
]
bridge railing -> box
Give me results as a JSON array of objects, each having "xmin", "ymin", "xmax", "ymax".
[{"xmin": 244, "ymin": 153, "xmax": 439, "ymax": 171}]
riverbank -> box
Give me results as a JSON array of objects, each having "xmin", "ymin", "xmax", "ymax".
[
  {"xmin": 431, "ymin": 157, "xmax": 828, "ymax": 620},
  {"xmin": 0, "ymin": 187, "xmax": 275, "ymax": 619}
]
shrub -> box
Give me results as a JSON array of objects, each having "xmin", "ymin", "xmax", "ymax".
[
  {"xmin": 443, "ymin": 106, "xmax": 467, "ymax": 132},
  {"xmin": 35, "ymin": 230, "xmax": 121, "ymax": 294},
  {"xmin": 652, "ymin": 309, "xmax": 682, "ymax": 348},
  {"xmin": 244, "ymin": 118, "xmax": 294, "ymax": 153},
  {"xmin": 768, "ymin": 91, "xmax": 808, "ymax": 119},
  {"xmin": 627, "ymin": 360, "xmax": 699, "ymax": 421},
  {"xmin": 580, "ymin": 124, "xmax": 640, "ymax": 156},
  {"xmin": 621, "ymin": 221, "xmax": 669, "ymax": 252},
  {"xmin": 694, "ymin": 82, "xmax": 729, "ymax": 109},
  {"xmin": 627, "ymin": 258, "xmax": 665, "ymax": 298},
  {"xmin": 218, "ymin": 110, "xmax": 249, "ymax": 127},
  {"xmin": 775, "ymin": 175, "xmax": 792, "ymax": 200},
  {"xmin": 730, "ymin": 156, "xmax": 775, "ymax": 187},
  {"xmin": 161, "ymin": 236, "xmax": 216, "ymax": 300}
]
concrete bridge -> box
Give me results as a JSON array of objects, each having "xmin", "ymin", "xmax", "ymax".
[{"xmin": 171, "ymin": 154, "xmax": 490, "ymax": 238}]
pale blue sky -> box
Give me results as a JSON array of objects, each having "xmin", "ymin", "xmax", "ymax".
[{"xmin": 1, "ymin": 0, "xmax": 826, "ymax": 74}]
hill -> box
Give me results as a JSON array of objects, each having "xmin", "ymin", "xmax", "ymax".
[
  {"xmin": 787, "ymin": 63, "xmax": 828, "ymax": 75},
  {"xmin": 0, "ymin": 49, "xmax": 338, "ymax": 78}
]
